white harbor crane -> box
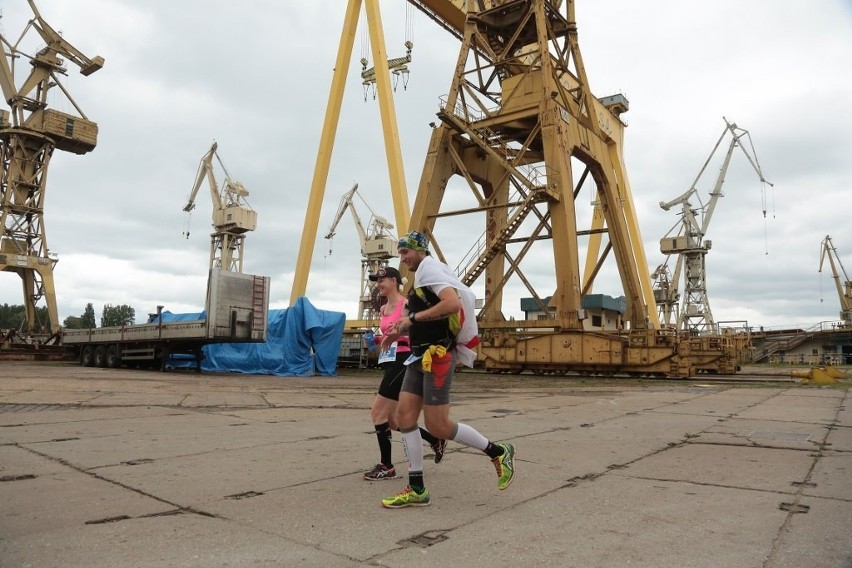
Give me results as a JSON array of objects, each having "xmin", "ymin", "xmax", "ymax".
[
  {"xmin": 819, "ymin": 235, "xmax": 852, "ymax": 326},
  {"xmin": 653, "ymin": 118, "xmax": 772, "ymax": 334},
  {"xmin": 325, "ymin": 183, "xmax": 397, "ymax": 321},
  {"xmin": 183, "ymin": 142, "xmax": 257, "ymax": 273}
]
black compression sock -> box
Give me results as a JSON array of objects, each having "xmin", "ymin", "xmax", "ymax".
[
  {"xmin": 409, "ymin": 471, "xmax": 425, "ymax": 493},
  {"xmin": 419, "ymin": 427, "xmax": 439, "ymax": 445},
  {"xmin": 484, "ymin": 441, "xmax": 504, "ymax": 460},
  {"xmin": 375, "ymin": 422, "xmax": 393, "ymax": 466}
]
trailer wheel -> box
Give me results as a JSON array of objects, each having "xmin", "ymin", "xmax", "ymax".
[
  {"xmin": 105, "ymin": 345, "xmax": 122, "ymax": 368},
  {"xmin": 80, "ymin": 346, "xmax": 95, "ymax": 367},
  {"xmin": 93, "ymin": 345, "xmax": 107, "ymax": 367}
]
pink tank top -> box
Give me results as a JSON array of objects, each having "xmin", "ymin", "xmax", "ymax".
[{"xmin": 379, "ymin": 298, "xmax": 410, "ymax": 353}]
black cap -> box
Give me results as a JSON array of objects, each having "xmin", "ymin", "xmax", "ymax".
[{"xmin": 368, "ymin": 267, "xmax": 402, "ymax": 283}]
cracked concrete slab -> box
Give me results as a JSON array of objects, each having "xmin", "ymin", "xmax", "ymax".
[
  {"xmin": 0, "ymin": 514, "xmax": 365, "ymax": 568},
  {"xmin": 0, "ymin": 444, "xmax": 69, "ymax": 479},
  {"xmin": 768, "ymin": 496, "xmax": 852, "ymax": 568},
  {"xmin": 646, "ymin": 388, "xmax": 779, "ymax": 417},
  {"xmin": 203, "ymin": 450, "xmax": 539, "ymax": 562},
  {"xmin": 697, "ymin": 418, "xmax": 831, "ymax": 450},
  {"xmin": 803, "ymin": 452, "xmax": 852, "ymax": 501},
  {"xmin": 0, "ymin": 454, "xmax": 174, "ymax": 539},
  {"xmin": 177, "ymin": 392, "xmax": 271, "ymax": 407},
  {"xmin": 0, "ymin": 390, "xmax": 103, "ymax": 405},
  {"xmin": 836, "ymin": 397, "xmax": 851, "ymax": 428},
  {"xmin": 735, "ymin": 392, "xmax": 842, "ymax": 424},
  {"xmin": 0, "ymin": 405, "xmax": 185, "ymax": 427},
  {"xmin": 826, "ymin": 425, "xmax": 852, "ymax": 452},
  {"xmin": 377, "ymin": 475, "xmax": 787, "ymax": 568},
  {"xmin": 516, "ymin": 410, "xmax": 723, "ymax": 476},
  {"xmin": 262, "ymin": 391, "xmax": 369, "ymax": 408},
  {"xmin": 618, "ymin": 442, "xmax": 815, "ymax": 493},
  {"xmin": 92, "ymin": 431, "xmax": 375, "ymax": 508}
]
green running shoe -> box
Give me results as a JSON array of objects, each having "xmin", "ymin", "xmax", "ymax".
[
  {"xmin": 492, "ymin": 442, "xmax": 516, "ymax": 490},
  {"xmin": 381, "ymin": 486, "xmax": 431, "ymax": 508}
]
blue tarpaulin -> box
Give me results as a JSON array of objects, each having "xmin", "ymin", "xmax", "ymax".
[{"xmin": 161, "ymin": 297, "xmax": 345, "ymax": 376}]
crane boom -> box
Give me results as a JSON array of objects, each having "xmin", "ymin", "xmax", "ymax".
[
  {"xmin": 406, "ymin": 0, "xmax": 467, "ymax": 40},
  {"xmin": 184, "ymin": 143, "xmax": 224, "ymax": 213},
  {"xmin": 660, "ymin": 118, "xmax": 772, "ymax": 232},
  {"xmin": 26, "ymin": 0, "xmax": 104, "ymax": 77},
  {"xmin": 819, "ymin": 235, "xmax": 852, "ymax": 324},
  {"xmin": 406, "ymin": 0, "xmax": 565, "ymax": 39},
  {"xmin": 325, "ymin": 184, "xmax": 368, "ymax": 245}
]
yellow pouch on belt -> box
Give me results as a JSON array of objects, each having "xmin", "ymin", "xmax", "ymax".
[{"xmin": 421, "ymin": 345, "xmax": 447, "ymax": 373}]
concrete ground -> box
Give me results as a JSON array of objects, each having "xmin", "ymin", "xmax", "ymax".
[{"xmin": 0, "ymin": 361, "xmax": 850, "ymax": 568}]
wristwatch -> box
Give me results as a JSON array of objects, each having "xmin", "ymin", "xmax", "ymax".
[{"xmin": 410, "ymin": 312, "xmax": 416, "ymax": 323}]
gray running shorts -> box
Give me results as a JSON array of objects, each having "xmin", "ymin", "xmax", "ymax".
[{"xmin": 400, "ymin": 349, "xmax": 456, "ymax": 405}]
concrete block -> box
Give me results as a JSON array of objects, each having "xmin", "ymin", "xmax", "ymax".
[{"xmin": 619, "ymin": 443, "xmax": 814, "ymax": 493}]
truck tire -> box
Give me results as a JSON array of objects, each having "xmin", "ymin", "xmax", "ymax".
[
  {"xmin": 80, "ymin": 346, "xmax": 95, "ymax": 367},
  {"xmin": 93, "ymin": 345, "xmax": 107, "ymax": 367},
  {"xmin": 105, "ymin": 345, "xmax": 122, "ymax": 368}
]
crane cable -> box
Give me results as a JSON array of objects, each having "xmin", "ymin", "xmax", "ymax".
[
  {"xmin": 744, "ymin": 132, "xmax": 774, "ymax": 256},
  {"xmin": 819, "ymin": 240, "xmax": 824, "ymax": 318},
  {"xmin": 182, "ymin": 210, "xmax": 192, "ymax": 239},
  {"xmin": 762, "ymin": 179, "xmax": 769, "ymax": 255},
  {"xmin": 406, "ymin": 1, "xmax": 415, "ymax": 55}
]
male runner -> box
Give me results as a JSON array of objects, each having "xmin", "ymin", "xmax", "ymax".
[{"xmin": 380, "ymin": 231, "xmax": 515, "ymax": 508}]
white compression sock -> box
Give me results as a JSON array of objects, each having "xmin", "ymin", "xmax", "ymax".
[
  {"xmin": 452, "ymin": 422, "xmax": 489, "ymax": 451},
  {"xmin": 401, "ymin": 427, "xmax": 424, "ymax": 472}
]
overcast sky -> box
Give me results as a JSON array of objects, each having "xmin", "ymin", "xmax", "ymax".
[{"xmin": 2, "ymin": 1, "xmax": 851, "ymax": 331}]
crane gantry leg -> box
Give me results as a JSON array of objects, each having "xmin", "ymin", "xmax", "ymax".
[
  {"xmin": 0, "ymin": 131, "xmax": 60, "ymax": 334},
  {"xmin": 290, "ymin": 0, "xmax": 411, "ymax": 305}
]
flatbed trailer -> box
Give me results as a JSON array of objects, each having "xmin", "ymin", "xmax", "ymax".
[{"xmin": 61, "ymin": 270, "xmax": 270, "ymax": 370}]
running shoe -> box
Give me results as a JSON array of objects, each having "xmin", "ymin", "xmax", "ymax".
[
  {"xmin": 381, "ymin": 486, "xmax": 431, "ymax": 508},
  {"xmin": 364, "ymin": 463, "xmax": 398, "ymax": 481},
  {"xmin": 491, "ymin": 442, "xmax": 516, "ymax": 490},
  {"xmin": 431, "ymin": 439, "xmax": 447, "ymax": 464}
]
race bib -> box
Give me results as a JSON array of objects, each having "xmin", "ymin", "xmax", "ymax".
[
  {"xmin": 378, "ymin": 341, "xmax": 398, "ymax": 365},
  {"xmin": 403, "ymin": 353, "xmax": 422, "ymax": 366}
]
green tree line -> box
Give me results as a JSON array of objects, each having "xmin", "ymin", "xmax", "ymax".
[
  {"xmin": 0, "ymin": 302, "xmax": 136, "ymax": 330},
  {"xmin": 0, "ymin": 303, "xmax": 50, "ymax": 331}
]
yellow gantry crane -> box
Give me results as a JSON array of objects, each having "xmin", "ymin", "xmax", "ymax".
[
  {"xmin": 406, "ymin": 0, "xmax": 754, "ymax": 375},
  {"xmin": 183, "ymin": 142, "xmax": 257, "ymax": 273},
  {"xmin": 325, "ymin": 183, "xmax": 397, "ymax": 320},
  {"xmin": 819, "ymin": 235, "xmax": 852, "ymax": 326},
  {"xmin": 296, "ymin": 0, "xmax": 752, "ymax": 375},
  {"xmin": 404, "ymin": 0, "xmax": 673, "ymax": 371},
  {"xmin": 0, "ymin": 0, "xmax": 104, "ymax": 334}
]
